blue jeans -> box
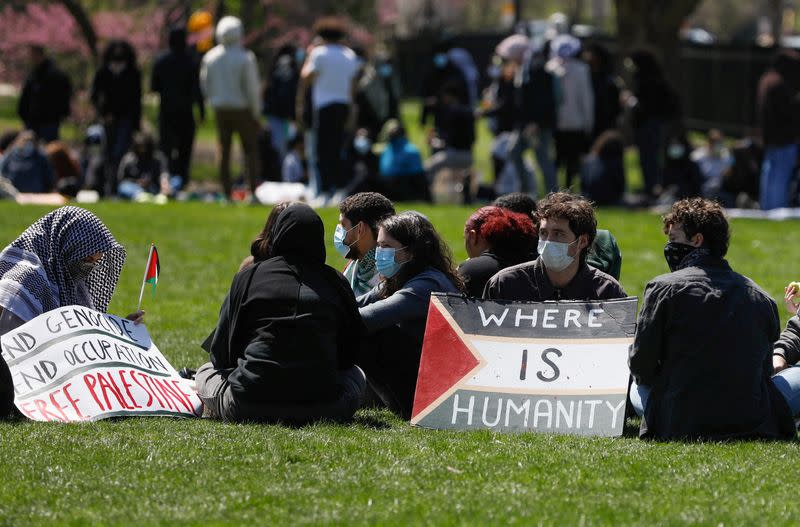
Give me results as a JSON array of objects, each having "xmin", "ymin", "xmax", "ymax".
[
  {"xmin": 760, "ymin": 144, "xmax": 798, "ymax": 210},
  {"xmin": 634, "ymin": 117, "xmax": 663, "ymax": 195},
  {"xmin": 266, "ymin": 115, "xmax": 289, "ymax": 160},
  {"xmin": 631, "ymin": 368, "xmax": 800, "ymax": 418},
  {"xmin": 510, "ymin": 127, "xmax": 557, "ymax": 196}
]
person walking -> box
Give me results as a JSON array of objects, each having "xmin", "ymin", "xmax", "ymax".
[{"xmin": 201, "ymin": 16, "xmax": 261, "ymax": 200}]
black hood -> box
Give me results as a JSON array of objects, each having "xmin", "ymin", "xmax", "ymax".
[
  {"xmin": 169, "ymin": 28, "xmax": 187, "ymax": 53},
  {"xmin": 270, "ymin": 203, "xmax": 326, "ymax": 264}
]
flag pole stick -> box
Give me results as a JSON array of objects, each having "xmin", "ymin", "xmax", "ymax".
[{"xmin": 137, "ymin": 244, "xmax": 154, "ymax": 312}]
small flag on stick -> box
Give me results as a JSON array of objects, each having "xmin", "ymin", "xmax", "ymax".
[{"xmin": 137, "ymin": 244, "xmax": 160, "ymax": 311}]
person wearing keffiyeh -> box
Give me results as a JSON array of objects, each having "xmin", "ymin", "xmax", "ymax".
[
  {"xmin": 0, "ymin": 206, "xmax": 142, "ymax": 418},
  {"xmin": 336, "ymin": 192, "xmax": 395, "ymax": 298}
]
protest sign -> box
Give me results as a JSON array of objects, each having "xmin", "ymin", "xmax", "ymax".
[
  {"xmin": 0, "ymin": 305, "xmax": 202, "ymax": 422},
  {"xmin": 411, "ymin": 294, "xmax": 638, "ymax": 436}
]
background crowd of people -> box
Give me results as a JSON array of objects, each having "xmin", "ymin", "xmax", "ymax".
[{"xmin": 2, "ymin": 14, "xmax": 800, "ymax": 210}]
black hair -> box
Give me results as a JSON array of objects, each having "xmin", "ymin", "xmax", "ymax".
[
  {"xmin": 493, "ymin": 193, "xmax": 538, "ymax": 220},
  {"xmin": 339, "ymin": 192, "xmax": 396, "ymax": 237}
]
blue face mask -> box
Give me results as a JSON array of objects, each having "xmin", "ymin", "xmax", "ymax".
[
  {"xmin": 333, "ymin": 223, "xmax": 360, "ymax": 259},
  {"xmin": 375, "ymin": 246, "xmax": 408, "ymax": 278},
  {"xmin": 433, "ymin": 54, "xmax": 448, "ymax": 69},
  {"xmin": 353, "ymin": 136, "xmax": 372, "ymax": 155},
  {"xmin": 378, "ymin": 63, "xmax": 393, "ymax": 78}
]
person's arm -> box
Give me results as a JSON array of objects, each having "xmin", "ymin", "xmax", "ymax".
[
  {"xmin": 357, "ymin": 278, "xmax": 434, "ymax": 333},
  {"xmin": 628, "ymin": 281, "xmax": 669, "ymax": 386},
  {"xmin": 244, "ymin": 52, "xmax": 261, "ymax": 120},
  {"xmin": 17, "ymin": 80, "xmax": 30, "ymax": 125},
  {"xmin": 193, "ymin": 61, "xmax": 206, "ymax": 121},
  {"xmin": 774, "ymin": 316, "xmax": 800, "ymax": 369},
  {"xmin": 581, "ymin": 67, "xmax": 595, "ymax": 135},
  {"xmin": 482, "ymin": 275, "xmax": 500, "ymax": 299},
  {"xmin": 150, "ymin": 58, "xmax": 161, "ymax": 94},
  {"xmin": 132, "ymin": 69, "xmax": 143, "ymax": 131}
]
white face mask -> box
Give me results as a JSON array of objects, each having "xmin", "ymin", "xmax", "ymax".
[{"xmin": 538, "ymin": 239, "xmax": 578, "ymax": 272}]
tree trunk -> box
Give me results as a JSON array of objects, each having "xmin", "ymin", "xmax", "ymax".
[{"xmin": 57, "ymin": 0, "xmax": 98, "ymax": 63}]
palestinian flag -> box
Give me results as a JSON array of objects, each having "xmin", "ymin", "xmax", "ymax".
[{"xmin": 145, "ymin": 244, "xmax": 160, "ymax": 297}]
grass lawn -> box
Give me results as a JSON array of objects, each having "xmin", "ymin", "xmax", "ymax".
[{"xmin": 1, "ymin": 200, "xmax": 800, "ymax": 525}]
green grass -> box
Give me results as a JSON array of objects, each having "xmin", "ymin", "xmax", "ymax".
[{"xmin": 2, "ymin": 201, "xmax": 800, "ymax": 525}]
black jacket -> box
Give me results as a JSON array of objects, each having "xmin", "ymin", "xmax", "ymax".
[
  {"xmin": 459, "ymin": 249, "xmax": 535, "ymax": 298},
  {"xmin": 151, "ymin": 30, "xmax": 204, "ymax": 119},
  {"xmin": 437, "ymin": 102, "xmax": 475, "ymax": 151},
  {"xmin": 483, "ymin": 257, "xmax": 626, "ymax": 301},
  {"xmin": 90, "ymin": 66, "xmax": 142, "ymax": 125},
  {"xmin": 18, "ymin": 58, "xmax": 72, "ymax": 127},
  {"xmin": 629, "ymin": 255, "xmax": 794, "ymax": 440},
  {"xmin": 203, "ymin": 204, "xmax": 363, "ymax": 404},
  {"xmin": 516, "ymin": 57, "xmax": 557, "ymax": 129}
]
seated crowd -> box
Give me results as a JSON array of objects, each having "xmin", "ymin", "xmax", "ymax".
[{"xmin": 2, "ymin": 192, "xmax": 800, "ymax": 441}]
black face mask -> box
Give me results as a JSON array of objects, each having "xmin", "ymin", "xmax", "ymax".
[{"xmin": 664, "ymin": 242, "xmax": 696, "ymax": 272}]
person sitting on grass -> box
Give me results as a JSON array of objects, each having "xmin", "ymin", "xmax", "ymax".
[
  {"xmin": 336, "ymin": 192, "xmax": 396, "ymax": 297},
  {"xmin": 483, "ymin": 191, "xmax": 626, "ymax": 301},
  {"xmin": 629, "ymin": 198, "xmax": 798, "ymax": 440},
  {"xmin": 357, "ymin": 211, "xmax": 463, "ymax": 419},
  {"xmin": 0, "ymin": 206, "xmax": 143, "ymax": 418},
  {"xmin": 0, "ymin": 131, "xmax": 55, "ymax": 194},
  {"xmin": 195, "ymin": 202, "xmax": 366, "ymax": 424},
  {"xmin": 117, "ymin": 132, "xmax": 174, "ymax": 202},
  {"xmin": 458, "ymin": 206, "xmax": 537, "ymax": 297}
]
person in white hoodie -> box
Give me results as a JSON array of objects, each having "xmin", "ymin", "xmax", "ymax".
[
  {"xmin": 201, "ymin": 16, "xmax": 261, "ymax": 199},
  {"xmin": 549, "ymin": 35, "xmax": 594, "ymax": 190}
]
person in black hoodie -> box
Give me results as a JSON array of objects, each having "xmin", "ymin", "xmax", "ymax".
[
  {"xmin": 90, "ymin": 40, "xmax": 142, "ymax": 196},
  {"xmin": 458, "ymin": 206, "xmax": 537, "ymax": 297},
  {"xmin": 629, "ymin": 198, "xmax": 797, "ymax": 440},
  {"xmin": 195, "ymin": 202, "xmax": 366, "ymax": 424},
  {"xmin": 263, "ymin": 45, "xmax": 300, "ymax": 160},
  {"xmin": 151, "ymin": 27, "xmax": 205, "ymax": 187},
  {"xmin": 17, "ymin": 46, "xmax": 72, "ymax": 142}
]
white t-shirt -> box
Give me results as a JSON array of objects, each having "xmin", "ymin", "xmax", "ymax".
[{"xmin": 307, "ymin": 44, "xmax": 361, "ymax": 109}]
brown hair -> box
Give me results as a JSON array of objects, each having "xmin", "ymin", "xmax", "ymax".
[
  {"xmin": 250, "ymin": 201, "xmax": 294, "ymax": 261},
  {"xmin": 662, "ymin": 198, "xmax": 730, "ymax": 257},
  {"xmin": 313, "ymin": 17, "xmax": 347, "ymax": 42},
  {"xmin": 45, "ymin": 141, "xmax": 80, "ymax": 182},
  {"xmin": 536, "ymin": 192, "xmax": 597, "ymax": 264},
  {"xmin": 378, "ymin": 212, "xmax": 464, "ymax": 298}
]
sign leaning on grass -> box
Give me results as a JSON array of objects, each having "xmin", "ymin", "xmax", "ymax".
[
  {"xmin": 0, "ymin": 305, "xmax": 202, "ymax": 422},
  {"xmin": 411, "ymin": 294, "xmax": 638, "ymax": 436}
]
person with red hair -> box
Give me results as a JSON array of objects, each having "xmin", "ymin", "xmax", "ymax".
[{"xmin": 458, "ymin": 206, "xmax": 537, "ymax": 297}]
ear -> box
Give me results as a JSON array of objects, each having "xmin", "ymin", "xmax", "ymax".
[
  {"xmin": 577, "ymin": 233, "xmax": 590, "ymax": 252},
  {"xmin": 691, "ymin": 232, "xmax": 704, "ymax": 248}
]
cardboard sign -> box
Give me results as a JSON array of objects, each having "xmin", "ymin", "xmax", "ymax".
[
  {"xmin": 411, "ymin": 294, "xmax": 638, "ymax": 436},
  {"xmin": 0, "ymin": 305, "xmax": 202, "ymax": 422}
]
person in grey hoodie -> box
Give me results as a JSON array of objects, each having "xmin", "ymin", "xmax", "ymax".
[{"xmin": 201, "ymin": 16, "xmax": 261, "ymax": 199}]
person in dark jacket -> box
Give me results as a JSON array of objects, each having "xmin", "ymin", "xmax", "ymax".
[
  {"xmin": 757, "ymin": 50, "xmax": 800, "ymax": 210},
  {"xmin": 629, "ymin": 198, "xmax": 797, "ymax": 440},
  {"xmin": 17, "ymin": 46, "xmax": 72, "ymax": 142},
  {"xmin": 420, "ymin": 43, "xmax": 470, "ymax": 137},
  {"xmin": 583, "ymin": 43, "xmax": 621, "ymax": 141},
  {"xmin": 459, "ymin": 206, "xmax": 537, "ymax": 298},
  {"xmin": 195, "ymin": 203, "xmax": 366, "ymax": 424},
  {"xmin": 357, "ymin": 212, "xmax": 463, "ymax": 419},
  {"xmin": 509, "ymin": 38, "xmax": 558, "ymax": 195},
  {"xmin": 151, "ymin": 27, "xmax": 205, "ymax": 187},
  {"xmin": 263, "ymin": 45, "xmax": 300, "ymax": 159},
  {"xmin": 625, "ymin": 50, "xmax": 680, "ymax": 198},
  {"xmin": 661, "ymin": 132, "xmax": 702, "ymax": 200},
  {"xmin": 90, "ymin": 40, "xmax": 142, "ymax": 196},
  {"xmin": 581, "ymin": 130, "xmax": 625, "ymax": 206},
  {"xmin": 483, "ymin": 191, "xmax": 626, "ymax": 301},
  {"xmin": 424, "ymin": 83, "xmax": 475, "ymax": 179}
]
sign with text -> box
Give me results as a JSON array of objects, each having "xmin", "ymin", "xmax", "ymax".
[
  {"xmin": 411, "ymin": 294, "xmax": 638, "ymax": 436},
  {"xmin": 0, "ymin": 305, "xmax": 202, "ymax": 422}
]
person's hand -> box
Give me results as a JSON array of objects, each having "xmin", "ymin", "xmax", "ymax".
[
  {"xmin": 784, "ymin": 283, "xmax": 800, "ymax": 315},
  {"xmin": 126, "ymin": 310, "xmax": 145, "ymax": 325},
  {"xmin": 774, "ymin": 353, "xmax": 789, "ymax": 374}
]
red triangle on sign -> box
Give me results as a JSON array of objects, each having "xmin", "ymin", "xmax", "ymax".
[{"xmin": 411, "ymin": 300, "xmax": 480, "ymax": 420}]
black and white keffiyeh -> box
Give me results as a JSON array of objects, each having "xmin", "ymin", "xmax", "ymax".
[{"xmin": 0, "ymin": 206, "xmax": 125, "ymax": 321}]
